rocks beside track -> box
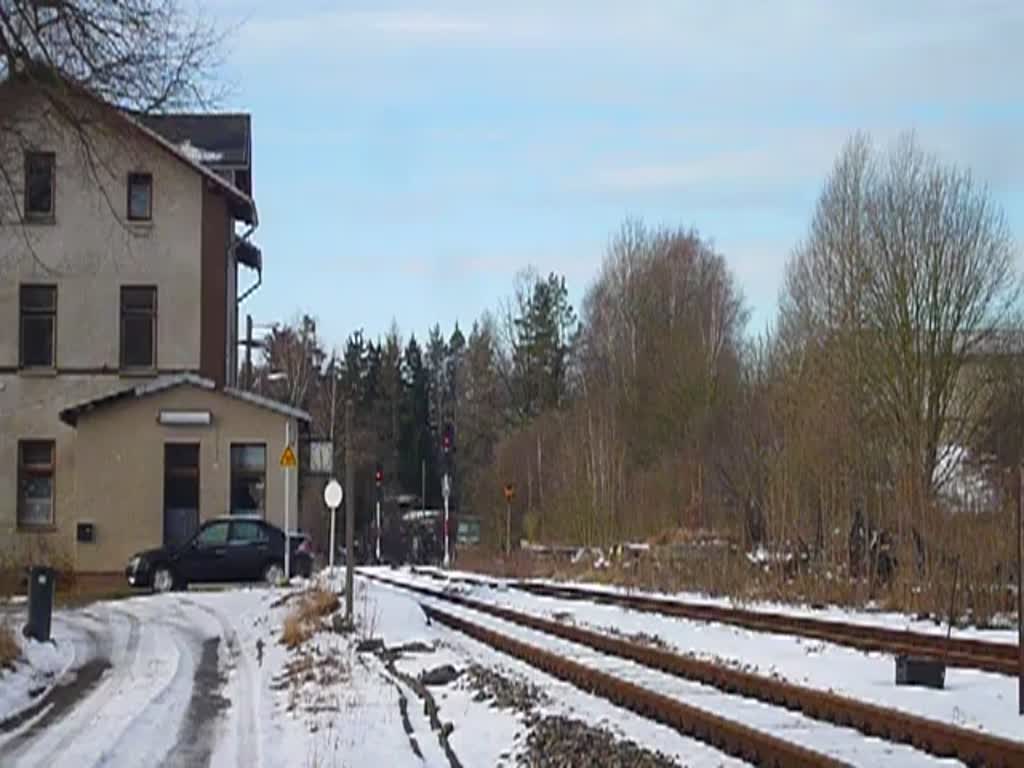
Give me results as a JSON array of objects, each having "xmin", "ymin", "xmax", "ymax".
[
  {"xmin": 464, "ymin": 664, "xmax": 547, "ymax": 713},
  {"xmin": 517, "ymin": 716, "xmax": 681, "ymax": 768}
]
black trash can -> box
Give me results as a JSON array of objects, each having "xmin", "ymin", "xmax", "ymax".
[
  {"xmin": 24, "ymin": 566, "xmax": 55, "ymax": 642},
  {"xmin": 895, "ymin": 654, "xmax": 945, "ymax": 689}
]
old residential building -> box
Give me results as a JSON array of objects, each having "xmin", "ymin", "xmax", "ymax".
[{"xmin": 0, "ymin": 76, "xmax": 307, "ymax": 576}]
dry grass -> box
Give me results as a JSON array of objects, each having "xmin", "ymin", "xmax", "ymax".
[
  {"xmin": 460, "ymin": 519, "xmax": 1020, "ymax": 629},
  {"xmin": 281, "ymin": 588, "xmax": 341, "ymax": 649},
  {"xmin": 0, "ymin": 621, "xmax": 20, "ymax": 669}
]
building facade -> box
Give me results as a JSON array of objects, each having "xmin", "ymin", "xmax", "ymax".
[{"xmin": 0, "ymin": 79, "xmax": 304, "ymax": 575}]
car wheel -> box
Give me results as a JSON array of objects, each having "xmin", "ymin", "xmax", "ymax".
[
  {"xmin": 153, "ymin": 566, "xmax": 175, "ymax": 593},
  {"xmin": 264, "ymin": 562, "xmax": 285, "ymax": 586}
]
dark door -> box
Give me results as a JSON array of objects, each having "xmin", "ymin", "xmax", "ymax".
[
  {"xmin": 164, "ymin": 444, "xmax": 199, "ymax": 549},
  {"xmin": 228, "ymin": 520, "xmax": 272, "ymax": 580},
  {"xmin": 178, "ymin": 520, "xmax": 230, "ymax": 582}
]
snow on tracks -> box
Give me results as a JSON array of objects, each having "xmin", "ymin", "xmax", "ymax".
[{"xmin": 369, "ymin": 570, "xmax": 987, "ymax": 768}]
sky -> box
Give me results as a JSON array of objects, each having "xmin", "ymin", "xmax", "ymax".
[{"xmin": 209, "ymin": 0, "xmax": 1024, "ymax": 349}]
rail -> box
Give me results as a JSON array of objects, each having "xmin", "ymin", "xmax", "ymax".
[{"xmin": 379, "ymin": 570, "xmax": 1024, "ymax": 768}]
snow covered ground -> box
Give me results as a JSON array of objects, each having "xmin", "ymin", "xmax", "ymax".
[
  {"xmin": 0, "ymin": 577, "xmax": 746, "ymax": 767},
  {"xmin": 418, "ymin": 565, "xmax": 1019, "ymax": 645},
  {"xmin": 385, "ymin": 567, "xmax": 1023, "ymax": 747},
  {"xmin": 1, "ymin": 566, "xmax": 1013, "ymax": 767}
]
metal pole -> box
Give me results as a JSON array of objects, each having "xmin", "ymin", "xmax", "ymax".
[
  {"xmin": 443, "ymin": 475, "xmax": 450, "ymax": 569},
  {"xmin": 245, "ymin": 314, "xmax": 253, "ymax": 390},
  {"xmin": 506, "ymin": 500, "xmax": 511, "ymax": 556},
  {"xmin": 1018, "ymin": 464, "xmax": 1023, "ymax": 715},
  {"xmin": 345, "ymin": 399, "xmax": 354, "ymax": 619},
  {"xmin": 329, "ymin": 495, "xmax": 337, "ymax": 569},
  {"xmin": 284, "ymin": 419, "xmax": 291, "ymax": 581},
  {"xmin": 421, "ymin": 459, "xmax": 426, "ymax": 512},
  {"xmin": 329, "ymin": 353, "xmax": 337, "ymax": 445},
  {"xmin": 375, "ymin": 498, "xmax": 381, "ymax": 563}
]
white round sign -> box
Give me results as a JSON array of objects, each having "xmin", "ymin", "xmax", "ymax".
[{"xmin": 324, "ymin": 479, "xmax": 343, "ymax": 509}]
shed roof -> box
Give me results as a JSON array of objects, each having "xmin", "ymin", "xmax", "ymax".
[{"xmin": 59, "ymin": 373, "xmax": 310, "ymax": 427}]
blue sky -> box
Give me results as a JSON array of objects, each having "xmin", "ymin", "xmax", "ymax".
[{"xmin": 210, "ymin": 0, "xmax": 1024, "ymax": 349}]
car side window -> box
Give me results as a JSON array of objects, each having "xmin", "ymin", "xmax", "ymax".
[
  {"xmin": 195, "ymin": 522, "xmax": 229, "ymax": 548},
  {"xmin": 230, "ymin": 520, "xmax": 268, "ymax": 545}
]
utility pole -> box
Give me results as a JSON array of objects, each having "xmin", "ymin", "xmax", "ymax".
[
  {"xmin": 504, "ymin": 484, "xmax": 515, "ymax": 556},
  {"xmin": 375, "ymin": 464, "xmax": 383, "ymax": 563},
  {"xmin": 328, "ymin": 353, "xmax": 337, "ymax": 445},
  {"xmin": 284, "ymin": 419, "xmax": 291, "ymax": 581},
  {"xmin": 345, "ymin": 399, "xmax": 354, "ymax": 620}
]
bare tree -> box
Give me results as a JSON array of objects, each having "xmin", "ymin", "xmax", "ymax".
[
  {"xmin": 260, "ymin": 316, "xmax": 327, "ymax": 411},
  {"xmin": 782, "ymin": 133, "xmax": 1020, "ymax": 550},
  {"xmin": 0, "ymin": 1, "xmax": 223, "ymax": 233}
]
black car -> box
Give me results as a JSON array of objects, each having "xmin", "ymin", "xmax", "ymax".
[{"xmin": 125, "ymin": 518, "xmax": 313, "ymax": 592}]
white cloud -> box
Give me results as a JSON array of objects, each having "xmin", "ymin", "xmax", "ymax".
[{"xmin": 587, "ymin": 128, "xmax": 847, "ymax": 193}]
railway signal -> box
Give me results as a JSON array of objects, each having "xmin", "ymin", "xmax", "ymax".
[{"xmin": 442, "ymin": 422, "xmax": 455, "ymax": 457}]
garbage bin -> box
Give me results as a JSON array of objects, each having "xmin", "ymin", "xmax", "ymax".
[
  {"xmin": 24, "ymin": 566, "xmax": 55, "ymax": 642},
  {"xmin": 895, "ymin": 654, "xmax": 945, "ymax": 689}
]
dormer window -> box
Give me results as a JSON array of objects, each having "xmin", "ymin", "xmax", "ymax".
[
  {"xmin": 24, "ymin": 152, "xmax": 55, "ymax": 221},
  {"xmin": 127, "ymin": 172, "xmax": 153, "ymax": 221}
]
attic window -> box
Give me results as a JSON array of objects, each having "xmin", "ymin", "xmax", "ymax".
[
  {"xmin": 127, "ymin": 173, "xmax": 152, "ymax": 221},
  {"xmin": 24, "ymin": 152, "xmax": 55, "ymax": 220}
]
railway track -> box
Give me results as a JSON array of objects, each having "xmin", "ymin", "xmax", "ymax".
[
  {"xmin": 410, "ymin": 566, "xmax": 1018, "ymax": 676},
  {"xmin": 382, "ymin": 569, "xmax": 1024, "ymax": 768}
]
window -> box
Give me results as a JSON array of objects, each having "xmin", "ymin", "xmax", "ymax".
[
  {"xmin": 194, "ymin": 521, "xmax": 229, "ymax": 548},
  {"xmin": 230, "ymin": 444, "xmax": 266, "ymax": 516},
  {"xmin": 230, "ymin": 520, "xmax": 269, "ymax": 545},
  {"xmin": 19, "ymin": 285, "xmax": 56, "ymax": 368},
  {"xmin": 127, "ymin": 173, "xmax": 152, "ymax": 221},
  {"xmin": 18, "ymin": 440, "xmax": 55, "ymax": 527},
  {"xmin": 24, "ymin": 152, "xmax": 55, "ymax": 220},
  {"xmin": 120, "ymin": 286, "xmax": 157, "ymax": 369}
]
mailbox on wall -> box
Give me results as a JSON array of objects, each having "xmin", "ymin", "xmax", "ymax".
[{"xmin": 76, "ymin": 522, "xmax": 95, "ymax": 543}]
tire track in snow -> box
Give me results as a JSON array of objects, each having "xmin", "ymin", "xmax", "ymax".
[
  {"xmin": 92, "ymin": 601, "xmax": 216, "ymax": 767},
  {"xmin": 1, "ymin": 607, "xmax": 142, "ymax": 766},
  {"xmin": 0, "ymin": 612, "xmax": 105, "ymax": 739},
  {"xmin": 180, "ymin": 596, "xmax": 262, "ymax": 768},
  {"xmin": 2, "ymin": 600, "xmax": 231, "ymax": 768}
]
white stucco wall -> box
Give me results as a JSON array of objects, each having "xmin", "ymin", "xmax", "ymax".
[{"xmin": 0, "ymin": 90, "xmax": 206, "ymax": 562}]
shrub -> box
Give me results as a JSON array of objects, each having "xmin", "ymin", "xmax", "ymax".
[
  {"xmin": 0, "ymin": 621, "xmax": 20, "ymax": 669},
  {"xmin": 280, "ymin": 588, "xmax": 341, "ymax": 649}
]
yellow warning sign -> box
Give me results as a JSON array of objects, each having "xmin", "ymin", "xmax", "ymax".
[{"xmin": 279, "ymin": 445, "xmax": 297, "ymax": 468}]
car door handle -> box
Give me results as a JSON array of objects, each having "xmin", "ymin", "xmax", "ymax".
[{"xmin": 212, "ymin": 547, "xmax": 227, "ymax": 556}]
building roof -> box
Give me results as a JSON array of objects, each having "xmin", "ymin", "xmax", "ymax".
[
  {"xmin": 122, "ymin": 112, "xmax": 258, "ymax": 225},
  {"xmin": 59, "ymin": 373, "xmax": 310, "ymax": 427},
  {"xmin": 137, "ymin": 113, "xmax": 251, "ymax": 167},
  {"xmin": 0, "ymin": 66, "xmax": 257, "ymax": 224}
]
